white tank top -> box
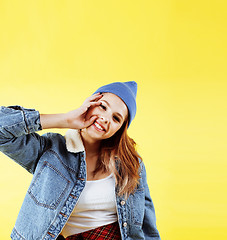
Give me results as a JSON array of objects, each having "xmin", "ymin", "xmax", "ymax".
[{"xmin": 61, "ymin": 174, "xmax": 118, "ymax": 237}]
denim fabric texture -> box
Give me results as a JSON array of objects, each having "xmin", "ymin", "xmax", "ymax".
[{"xmin": 0, "ymin": 106, "xmax": 161, "ymax": 240}]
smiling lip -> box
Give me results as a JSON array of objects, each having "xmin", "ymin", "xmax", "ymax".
[{"xmin": 93, "ymin": 121, "xmax": 106, "ymax": 132}]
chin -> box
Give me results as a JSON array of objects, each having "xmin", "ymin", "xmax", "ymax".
[{"xmin": 82, "ymin": 127, "xmax": 104, "ymax": 141}]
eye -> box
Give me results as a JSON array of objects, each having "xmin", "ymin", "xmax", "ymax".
[
  {"xmin": 100, "ymin": 104, "xmax": 106, "ymax": 110},
  {"xmin": 113, "ymin": 115, "xmax": 120, "ymax": 122}
]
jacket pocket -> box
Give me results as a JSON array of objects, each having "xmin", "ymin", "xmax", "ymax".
[{"xmin": 28, "ymin": 161, "xmax": 70, "ymax": 209}]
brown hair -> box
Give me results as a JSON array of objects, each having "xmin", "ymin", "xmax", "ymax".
[{"xmin": 94, "ymin": 120, "xmax": 142, "ymax": 198}]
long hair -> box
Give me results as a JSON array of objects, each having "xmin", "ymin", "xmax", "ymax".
[{"xmin": 93, "ymin": 120, "xmax": 142, "ymax": 198}]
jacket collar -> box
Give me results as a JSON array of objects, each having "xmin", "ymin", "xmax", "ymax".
[{"xmin": 64, "ymin": 129, "xmax": 85, "ymax": 153}]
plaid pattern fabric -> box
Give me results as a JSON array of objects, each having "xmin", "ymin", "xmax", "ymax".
[{"xmin": 65, "ymin": 221, "xmax": 121, "ymax": 240}]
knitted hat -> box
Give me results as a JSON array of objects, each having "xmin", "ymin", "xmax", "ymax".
[{"xmin": 93, "ymin": 81, "xmax": 137, "ymax": 127}]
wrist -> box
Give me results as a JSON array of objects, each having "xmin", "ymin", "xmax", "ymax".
[{"xmin": 40, "ymin": 113, "xmax": 69, "ymax": 129}]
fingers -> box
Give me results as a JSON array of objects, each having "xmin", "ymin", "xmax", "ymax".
[
  {"xmin": 84, "ymin": 115, "xmax": 98, "ymax": 128},
  {"xmin": 85, "ymin": 93, "xmax": 103, "ymax": 104},
  {"xmin": 80, "ymin": 101, "xmax": 100, "ymax": 114},
  {"xmin": 78, "ymin": 93, "xmax": 103, "ymax": 122},
  {"xmin": 88, "ymin": 101, "xmax": 102, "ymax": 108},
  {"xmin": 82, "ymin": 93, "xmax": 103, "ymax": 111}
]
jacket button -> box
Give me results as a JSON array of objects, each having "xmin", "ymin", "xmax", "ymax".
[
  {"xmin": 123, "ymin": 222, "xmax": 127, "ymax": 227},
  {"xmin": 120, "ymin": 200, "xmax": 125, "ymax": 206}
]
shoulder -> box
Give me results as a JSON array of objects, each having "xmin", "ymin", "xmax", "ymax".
[
  {"xmin": 138, "ymin": 159, "xmax": 146, "ymax": 175},
  {"xmin": 42, "ymin": 132, "xmax": 67, "ymax": 151}
]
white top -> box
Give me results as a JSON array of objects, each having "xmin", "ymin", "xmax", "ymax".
[{"xmin": 61, "ymin": 173, "xmax": 118, "ymax": 237}]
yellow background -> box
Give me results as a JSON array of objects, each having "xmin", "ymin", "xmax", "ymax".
[{"xmin": 0, "ymin": 1, "xmax": 226, "ymax": 239}]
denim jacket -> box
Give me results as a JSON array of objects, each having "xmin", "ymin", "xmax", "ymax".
[{"xmin": 0, "ymin": 105, "xmax": 161, "ymax": 240}]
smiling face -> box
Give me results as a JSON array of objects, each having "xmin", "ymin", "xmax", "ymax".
[{"xmin": 81, "ymin": 93, "xmax": 128, "ymax": 142}]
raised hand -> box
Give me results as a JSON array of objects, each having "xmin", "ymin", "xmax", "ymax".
[
  {"xmin": 40, "ymin": 93, "xmax": 103, "ymax": 130},
  {"xmin": 65, "ymin": 93, "xmax": 103, "ymax": 129}
]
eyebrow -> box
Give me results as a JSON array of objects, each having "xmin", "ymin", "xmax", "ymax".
[{"xmin": 101, "ymin": 99, "xmax": 124, "ymax": 121}]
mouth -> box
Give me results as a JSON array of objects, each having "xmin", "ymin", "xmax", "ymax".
[{"xmin": 93, "ymin": 121, "xmax": 106, "ymax": 132}]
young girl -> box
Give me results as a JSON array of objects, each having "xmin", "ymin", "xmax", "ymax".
[{"xmin": 0, "ymin": 81, "xmax": 161, "ymax": 240}]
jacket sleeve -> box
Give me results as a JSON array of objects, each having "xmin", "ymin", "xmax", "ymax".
[
  {"xmin": 0, "ymin": 105, "xmax": 49, "ymax": 174},
  {"xmin": 141, "ymin": 162, "xmax": 161, "ymax": 239}
]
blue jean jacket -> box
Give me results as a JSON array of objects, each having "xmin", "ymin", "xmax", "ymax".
[{"xmin": 0, "ymin": 106, "xmax": 161, "ymax": 240}]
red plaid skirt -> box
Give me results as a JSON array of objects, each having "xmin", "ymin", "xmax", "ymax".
[{"xmin": 64, "ymin": 221, "xmax": 121, "ymax": 240}]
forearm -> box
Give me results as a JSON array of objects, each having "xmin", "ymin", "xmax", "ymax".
[{"xmin": 40, "ymin": 113, "xmax": 69, "ymax": 129}]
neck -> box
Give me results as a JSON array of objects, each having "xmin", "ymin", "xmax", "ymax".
[{"xmin": 80, "ymin": 130, "xmax": 101, "ymax": 158}]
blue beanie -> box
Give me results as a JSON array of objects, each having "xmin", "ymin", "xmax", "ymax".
[{"xmin": 93, "ymin": 81, "xmax": 137, "ymax": 127}]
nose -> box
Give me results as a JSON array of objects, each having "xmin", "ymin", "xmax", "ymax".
[{"xmin": 99, "ymin": 114, "xmax": 109, "ymax": 124}]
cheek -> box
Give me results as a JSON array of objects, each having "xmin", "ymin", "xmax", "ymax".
[{"xmin": 110, "ymin": 124, "xmax": 122, "ymax": 135}]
